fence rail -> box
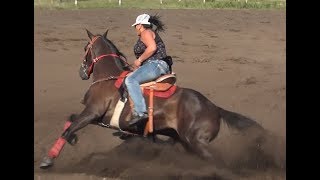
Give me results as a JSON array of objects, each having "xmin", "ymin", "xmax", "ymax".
[{"xmin": 34, "ymin": 0, "xmax": 286, "ymax": 9}]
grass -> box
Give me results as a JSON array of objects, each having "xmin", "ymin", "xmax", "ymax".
[{"xmin": 34, "ymin": 0, "xmax": 286, "ymax": 10}]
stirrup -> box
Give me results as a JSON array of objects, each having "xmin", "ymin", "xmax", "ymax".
[{"xmin": 128, "ymin": 113, "xmax": 148, "ymax": 127}]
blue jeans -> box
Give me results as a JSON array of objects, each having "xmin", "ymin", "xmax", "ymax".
[{"xmin": 125, "ymin": 59, "xmax": 169, "ymax": 116}]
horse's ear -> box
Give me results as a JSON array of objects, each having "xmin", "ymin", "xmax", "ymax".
[
  {"xmin": 86, "ymin": 29, "xmax": 94, "ymax": 40},
  {"xmin": 103, "ymin": 29, "xmax": 109, "ymax": 39}
]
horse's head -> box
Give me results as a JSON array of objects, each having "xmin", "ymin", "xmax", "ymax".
[{"xmin": 79, "ymin": 29, "xmax": 129, "ymax": 80}]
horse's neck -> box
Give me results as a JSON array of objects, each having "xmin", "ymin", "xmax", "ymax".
[{"xmin": 92, "ymin": 59, "xmax": 123, "ymax": 82}]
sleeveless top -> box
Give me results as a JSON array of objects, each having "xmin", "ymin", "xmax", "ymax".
[{"xmin": 134, "ymin": 32, "xmax": 167, "ymax": 65}]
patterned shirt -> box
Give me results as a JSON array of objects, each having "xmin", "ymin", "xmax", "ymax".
[{"xmin": 133, "ymin": 32, "xmax": 167, "ymax": 64}]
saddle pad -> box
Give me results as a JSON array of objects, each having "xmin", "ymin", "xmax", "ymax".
[{"xmin": 109, "ymin": 98, "xmax": 127, "ymax": 128}]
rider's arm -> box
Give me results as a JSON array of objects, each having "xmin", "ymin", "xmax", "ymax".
[{"xmin": 138, "ymin": 30, "xmax": 156, "ymax": 63}]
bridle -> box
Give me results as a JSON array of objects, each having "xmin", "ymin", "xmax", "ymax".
[
  {"xmin": 81, "ymin": 35, "xmax": 132, "ymax": 86},
  {"xmin": 82, "ymin": 35, "xmax": 123, "ymax": 76}
]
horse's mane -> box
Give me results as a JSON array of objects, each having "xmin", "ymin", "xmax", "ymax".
[
  {"xmin": 101, "ymin": 35, "xmax": 131, "ymax": 71},
  {"xmin": 102, "ymin": 36, "xmax": 127, "ymax": 61}
]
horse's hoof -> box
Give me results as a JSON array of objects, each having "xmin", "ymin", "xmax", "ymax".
[
  {"xmin": 119, "ymin": 133, "xmax": 133, "ymax": 140},
  {"xmin": 39, "ymin": 156, "xmax": 54, "ymax": 169},
  {"xmin": 67, "ymin": 134, "xmax": 78, "ymax": 146},
  {"xmin": 112, "ymin": 131, "xmax": 123, "ymax": 137}
]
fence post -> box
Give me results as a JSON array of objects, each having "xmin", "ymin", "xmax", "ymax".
[
  {"xmin": 75, "ymin": 0, "xmax": 78, "ymax": 6},
  {"xmin": 119, "ymin": 0, "xmax": 121, "ymax": 6}
]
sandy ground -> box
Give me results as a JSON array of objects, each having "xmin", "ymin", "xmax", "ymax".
[{"xmin": 34, "ymin": 8, "xmax": 286, "ymax": 179}]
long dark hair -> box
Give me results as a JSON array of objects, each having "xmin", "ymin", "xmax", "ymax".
[{"xmin": 142, "ymin": 14, "xmax": 165, "ymax": 33}]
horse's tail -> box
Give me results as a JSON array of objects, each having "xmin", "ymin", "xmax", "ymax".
[{"xmin": 218, "ymin": 107, "xmax": 264, "ymax": 131}]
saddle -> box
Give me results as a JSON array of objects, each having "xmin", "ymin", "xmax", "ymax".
[
  {"xmin": 140, "ymin": 73, "xmax": 176, "ymax": 91},
  {"xmin": 114, "ymin": 71, "xmax": 177, "ymax": 136},
  {"xmin": 139, "ymin": 73, "xmax": 177, "ymax": 136},
  {"xmin": 115, "ymin": 71, "xmax": 177, "ymax": 98}
]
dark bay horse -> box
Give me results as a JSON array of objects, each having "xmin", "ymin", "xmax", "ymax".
[{"xmin": 40, "ymin": 29, "xmax": 263, "ymax": 168}]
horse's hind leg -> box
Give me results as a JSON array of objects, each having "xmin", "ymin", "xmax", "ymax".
[
  {"xmin": 187, "ymin": 131, "xmax": 213, "ymax": 159},
  {"xmin": 183, "ymin": 120, "xmax": 220, "ymax": 160}
]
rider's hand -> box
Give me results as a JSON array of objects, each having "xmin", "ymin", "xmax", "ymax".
[{"xmin": 133, "ymin": 59, "xmax": 142, "ymax": 68}]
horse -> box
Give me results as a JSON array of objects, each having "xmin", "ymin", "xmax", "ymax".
[{"xmin": 39, "ymin": 29, "xmax": 263, "ymax": 169}]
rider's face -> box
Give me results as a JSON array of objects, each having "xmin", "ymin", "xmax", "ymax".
[{"xmin": 135, "ymin": 24, "xmax": 142, "ymax": 36}]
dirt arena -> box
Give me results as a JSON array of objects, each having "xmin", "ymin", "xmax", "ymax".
[{"xmin": 34, "ymin": 8, "xmax": 286, "ymax": 179}]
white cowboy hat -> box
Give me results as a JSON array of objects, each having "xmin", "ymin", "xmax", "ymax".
[{"xmin": 131, "ymin": 14, "xmax": 151, "ymax": 27}]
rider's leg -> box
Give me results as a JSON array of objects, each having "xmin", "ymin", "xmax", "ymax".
[{"xmin": 125, "ymin": 60, "xmax": 169, "ymax": 126}]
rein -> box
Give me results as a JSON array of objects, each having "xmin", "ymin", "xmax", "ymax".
[
  {"xmin": 87, "ymin": 53, "xmax": 120, "ymax": 75},
  {"xmin": 90, "ymin": 76, "xmax": 118, "ymax": 86}
]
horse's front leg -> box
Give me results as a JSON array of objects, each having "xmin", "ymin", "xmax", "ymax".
[
  {"xmin": 62, "ymin": 107, "xmax": 101, "ymax": 142},
  {"xmin": 40, "ymin": 105, "xmax": 106, "ymax": 169}
]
